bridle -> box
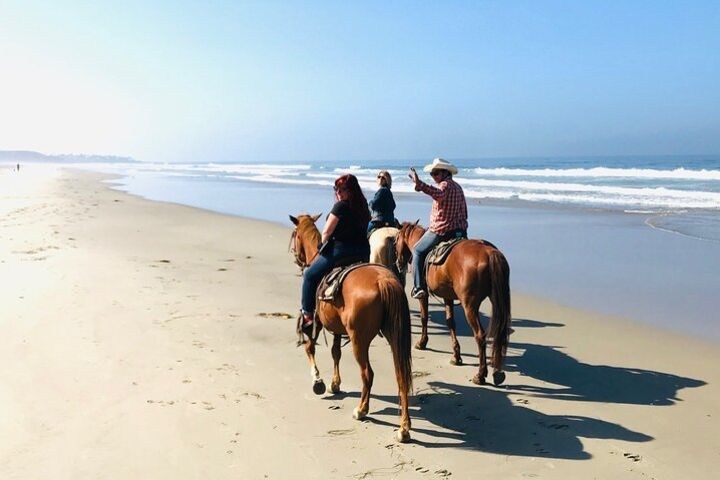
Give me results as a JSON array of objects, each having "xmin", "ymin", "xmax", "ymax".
[{"xmin": 289, "ymin": 229, "xmax": 306, "ymax": 272}]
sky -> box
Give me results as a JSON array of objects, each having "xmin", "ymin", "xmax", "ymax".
[{"xmin": 0, "ymin": 0, "xmax": 718, "ymax": 163}]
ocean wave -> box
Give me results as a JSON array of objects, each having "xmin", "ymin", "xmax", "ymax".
[{"xmin": 472, "ymin": 166, "xmax": 720, "ymax": 181}]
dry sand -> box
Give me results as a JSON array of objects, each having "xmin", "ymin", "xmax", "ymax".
[{"xmin": 1, "ymin": 166, "xmax": 718, "ymax": 479}]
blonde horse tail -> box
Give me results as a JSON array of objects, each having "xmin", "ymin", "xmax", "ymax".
[
  {"xmin": 378, "ymin": 275, "xmax": 413, "ymax": 397},
  {"xmin": 488, "ymin": 249, "xmax": 511, "ymax": 372}
]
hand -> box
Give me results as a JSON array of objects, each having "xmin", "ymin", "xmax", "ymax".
[{"xmin": 408, "ymin": 167, "xmax": 419, "ymax": 186}]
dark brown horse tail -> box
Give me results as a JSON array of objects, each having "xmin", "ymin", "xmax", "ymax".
[
  {"xmin": 378, "ymin": 276, "xmax": 413, "ymax": 397},
  {"xmin": 488, "ymin": 249, "xmax": 511, "ymax": 371}
]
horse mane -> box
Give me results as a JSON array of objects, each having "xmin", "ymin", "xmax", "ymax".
[{"xmin": 399, "ymin": 221, "xmax": 425, "ymax": 241}]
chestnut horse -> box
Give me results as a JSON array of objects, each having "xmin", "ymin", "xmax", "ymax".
[
  {"xmin": 395, "ymin": 222, "xmax": 511, "ymax": 386},
  {"xmin": 289, "ymin": 214, "xmax": 413, "ymax": 442}
]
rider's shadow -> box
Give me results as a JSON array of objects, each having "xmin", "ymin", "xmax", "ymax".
[
  {"xmin": 368, "ymin": 381, "xmax": 652, "ymax": 458},
  {"xmin": 506, "ymin": 342, "xmax": 707, "ymax": 406}
]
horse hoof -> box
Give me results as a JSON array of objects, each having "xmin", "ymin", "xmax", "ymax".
[
  {"xmin": 414, "ymin": 341, "xmax": 427, "ymax": 350},
  {"xmin": 353, "ymin": 407, "xmax": 367, "ymax": 420},
  {"xmin": 396, "ymin": 429, "xmax": 411, "ymax": 443},
  {"xmin": 472, "ymin": 374, "xmax": 486, "ymax": 385},
  {"xmin": 330, "ymin": 382, "xmax": 341, "ymax": 394},
  {"xmin": 450, "ymin": 357, "xmax": 463, "ymax": 366},
  {"xmin": 312, "ymin": 379, "xmax": 326, "ymax": 395},
  {"xmin": 493, "ymin": 371, "xmax": 506, "ymax": 386}
]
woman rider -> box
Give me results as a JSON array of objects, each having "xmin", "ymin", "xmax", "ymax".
[
  {"xmin": 300, "ymin": 174, "xmax": 371, "ymax": 333},
  {"xmin": 367, "ymin": 170, "xmax": 398, "ymax": 235}
]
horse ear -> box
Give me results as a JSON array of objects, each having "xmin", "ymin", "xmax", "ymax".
[
  {"xmin": 311, "ymin": 213, "xmax": 322, "ymax": 222},
  {"xmin": 413, "ymin": 219, "xmax": 419, "ymax": 227},
  {"xmin": 289, "ymin": 215, "xmax": 299, "ymax": 226}
]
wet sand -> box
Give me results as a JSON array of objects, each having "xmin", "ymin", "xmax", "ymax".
[{"xmin": 1, "ymin": 166, "xmax": 718, "ymax": 479}]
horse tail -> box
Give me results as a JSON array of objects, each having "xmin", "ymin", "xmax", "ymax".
[
  {"xmin": 378, "ymin": 275, "xmax": 413, "ymax": 398},
  {"xmin": 488, "ymin": 249, "xmax": 511, "ymax": 371}
]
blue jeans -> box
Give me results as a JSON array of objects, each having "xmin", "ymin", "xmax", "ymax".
[
  {"xmin": 301, "ymin": 242, "xmax": 370, "ymax": 315},
  {"xmin": 412, "ymin": 230, "xmax": 441, "ymax": 291}
]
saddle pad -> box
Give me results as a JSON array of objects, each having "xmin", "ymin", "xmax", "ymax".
[
  {"xmin": 427, "ymin": 237, "xmax": 465, "ymax": 265},
  {"xmin": 317, "ymin": 262, "xmax": 366, "ymax": 303}
]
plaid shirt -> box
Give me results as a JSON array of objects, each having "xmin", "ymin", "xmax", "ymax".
[{"xmin": 416, "ymin": 177, "xmax": 468, "ymax": 234}]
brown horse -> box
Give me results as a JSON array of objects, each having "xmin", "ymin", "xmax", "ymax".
[
  {"xmin": 289, "ymin": 214, "xmax": 413, "ymax": 442},
  {"xmin": 395, "ymin": 222, "xmax": 511, "ymax": 386}
]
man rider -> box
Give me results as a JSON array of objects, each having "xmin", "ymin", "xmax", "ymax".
[{"xmin": 408, "ymin": 158, "xmax": 468, "ymax": 299}]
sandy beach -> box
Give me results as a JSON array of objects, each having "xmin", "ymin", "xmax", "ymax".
[{"xmin": 1, "ymin": 166, "xmax": 718, "ymax": 479}]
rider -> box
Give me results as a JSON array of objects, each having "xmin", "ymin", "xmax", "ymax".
[
  {"xmin": 300, "ymin": 174, "xmax": 371, "ymax": 333},
  {"xmin": 408, "ymin": 158, "xmax": 468, "ymax": 299},
  {"xmin": 367, "ymin": 170, "xmax": 398, "ymax": 235}
]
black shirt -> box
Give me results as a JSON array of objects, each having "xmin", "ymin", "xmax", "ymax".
[{"xmin": 329, "ymin": 201, "xmax": 367, "ymax": 246}]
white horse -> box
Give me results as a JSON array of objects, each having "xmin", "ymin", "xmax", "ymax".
[{"xmin": 369, "ymin": 226, "xmax": 406, "ymax": 285}]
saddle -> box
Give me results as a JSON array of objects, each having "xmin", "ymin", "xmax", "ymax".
[
  {"xmin": 426, "ymin": 237, "xmax": 465, "ymax": 266},
  {"xmin": 423, "ymin": 237, "xmax": 498, "ymax": 280},
  {"xmin": 317, "ymin": 261, "xmax": 366, "ymax": 304}
]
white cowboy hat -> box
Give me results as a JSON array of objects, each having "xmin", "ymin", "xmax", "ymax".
[{"xmin": 423, "ymin": 157, "xmax": 458, "ymax": 175}]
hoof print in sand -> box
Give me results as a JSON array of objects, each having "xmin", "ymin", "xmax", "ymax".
[
  {"xmin": 623, "ymin": 452, "xmax": 642, "ymax": 462},
  {"xmin": 258, "ymin": 312, "xmax": 294, "ymax": 319}
]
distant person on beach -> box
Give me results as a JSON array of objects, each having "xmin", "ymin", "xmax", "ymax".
[
  {"xmin": 300, "ymin": 174, "xmax": 370, "ymax": 333},
  {"xmin": 17, "ymin": 163, "xmax": 20, "ymax": 171},
  {"xmin": 408, "ymin": 158, "xmax": 468, "ymax": 299},
  {"xmin": 367, "ymin": 170, "xmax": 398, "ymax": 235}
]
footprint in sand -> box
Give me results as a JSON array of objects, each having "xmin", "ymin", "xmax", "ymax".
[
  {"xmin": 327, "ymin": 429, "xmax": 355, "ymax": 436},
  {"xmin": 623, "ymin": 452, "xmax": 642, "ymax": 462},
  {"xmin": 258, "ymin": 312, "xmax": 294, "ymax": 319}
]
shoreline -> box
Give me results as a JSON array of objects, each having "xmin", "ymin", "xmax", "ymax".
[
  {"xmin": 103, "ymin": 168, "xmax": 720, "ymax": 342},
  {"xmin": 98, "ymin": 172, "xmax": 720, "ymax": 348},
  {"xmin": 2, "ymin": 166, "xmax": 719, "ymax": 479}
]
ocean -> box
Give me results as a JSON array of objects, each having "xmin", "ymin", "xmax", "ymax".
[{"xmin": 60, "ymin": 155, "xmax": 720, "ymax": 340}]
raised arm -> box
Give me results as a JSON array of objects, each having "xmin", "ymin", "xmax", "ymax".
[{"xmin": 416, "ymin": 180, "xmax": 447, "ymax": 201}]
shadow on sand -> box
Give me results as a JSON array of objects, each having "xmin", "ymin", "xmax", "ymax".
[
  {"xmin": 315, "ymin": 303, "xmax": 707, "ymax": 457},
  {"xmin": 326, "ymin": 382, "xmax": 651, "ymax": 459}
]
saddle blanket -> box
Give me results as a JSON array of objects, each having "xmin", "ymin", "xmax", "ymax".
[{"xmin": 426, "ymin": 237, "xmax": 465, "ymax": 265}]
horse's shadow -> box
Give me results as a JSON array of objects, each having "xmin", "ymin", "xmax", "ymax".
[
  {"xmin": 326, "ymin": 382, "xmax": 651, "ymax": 458},
  {"xmin": 410, "ymin": 307, "xmax": 706, "ymax": 406},
  {"xmin": 506, "ymin": 342, "xmax": 706, "ymax": 405}
]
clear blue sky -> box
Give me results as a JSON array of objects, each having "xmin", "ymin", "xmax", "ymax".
[{"xmin": 1, "ymin": 1, "xmax": 718, "ymax": 162}]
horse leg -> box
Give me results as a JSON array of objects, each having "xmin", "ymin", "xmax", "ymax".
[
  {"xmin": 330, "ymin": 334, "xmax": 342, "ymax": 394},
  {"xmin": 305, "ymin": 335, "xmax": 326, "ymax": 395},
  {"xmin": 415, "ymin": 295, "xmax": 429, "ymax": 350},
  {"xmin": 445, "ymin": 299, "xmax": 462, "ymax": 365},
  {"xmin": 351, "ymin": 339, "xmax": 374, "ymax": 420},
  {"xmin": 463, "ymin": 301, "xmax": 488, "ymax": 385}
]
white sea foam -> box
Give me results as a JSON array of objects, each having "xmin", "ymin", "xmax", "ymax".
[
  {"xmin": 78, "ymin": 161, "xmax": 720, "ymax": 210},
  {"xmin": 472, "ymin": 166, "xmax": 720, "ymax": 181}
]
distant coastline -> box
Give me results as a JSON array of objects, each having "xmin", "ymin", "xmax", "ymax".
[{"xmin": 0, "ymin": 150, "xmax": 135, "ymax": 164}]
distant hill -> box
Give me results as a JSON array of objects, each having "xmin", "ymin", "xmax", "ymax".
[{"xmin": 0, "ymin": 150, "xmax": 135, "ymax": 163}]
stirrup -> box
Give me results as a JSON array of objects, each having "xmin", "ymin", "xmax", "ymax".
[{"xmin": 411, "ymin": 287, "xmax": 427, "ymax": 299}]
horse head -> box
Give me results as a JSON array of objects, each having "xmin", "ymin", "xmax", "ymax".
[
  {"xmin": 395, "ymin": 220, "xmax": 422, "ymax": 271},
  {"xmin": 289, "ymin": 213, "xmax": 322, "ymax": 270}
]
